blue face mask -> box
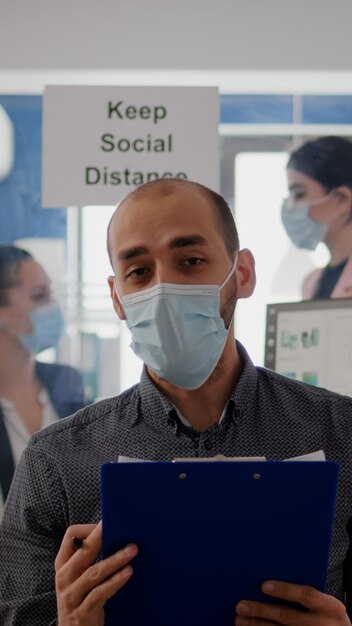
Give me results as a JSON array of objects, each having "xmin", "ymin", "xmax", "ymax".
[
  {"xmin": 281, "ymin": 192, "xmax": 336, "ymax": 251},
  {"xmin": 19, "ymin": 302, "xmax": 64, "ymax": 355},
  {"xmin": 119, "ymin": 260, "xmax": 237, "ymax": 390}
]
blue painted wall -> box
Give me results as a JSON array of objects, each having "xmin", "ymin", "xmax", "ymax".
[{"xmin": 0, "ymin": 96, "xmax": 66, "ymax": 243}]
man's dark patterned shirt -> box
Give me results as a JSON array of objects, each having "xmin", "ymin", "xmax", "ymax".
[{"xmin": 1, "ymin": 342, "xmax": 352, "ymax": 625}]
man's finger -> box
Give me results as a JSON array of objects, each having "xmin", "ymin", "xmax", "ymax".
[
  {"xmin": 261, "ymin": 580, "xmax": 341, "ymax": 614},
  {"xmin": 61, "ymin": 544, "xmax": 138, "ymax": 608},
  {"xmin": 236, "ymin": 618, "xmax": 284, "ymax": 626},
  {"xmin": 79, "ymin": 564, "xmax": 134, "ymax": 614},
  {"xmin": 55, "ymin": 523, "xmax": 99, "ymax": 571},
  {"xmin": 236, "ymin": 598, "xmax": 311, "ymax": 626}
]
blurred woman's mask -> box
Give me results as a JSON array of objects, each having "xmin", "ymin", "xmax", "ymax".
[
  {"xmin": 19, "ymin": 302, "xmax": 64, "ymax": 355},
  {"xmin": 281, "ymin": 198, "xmax": 328, "ymax": 250}
]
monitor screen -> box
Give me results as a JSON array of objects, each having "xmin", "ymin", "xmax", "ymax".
[{"xmin": 264, "ymin": 298, "xmax": 352, "ymax": 397}]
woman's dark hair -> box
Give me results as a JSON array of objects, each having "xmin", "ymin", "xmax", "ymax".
[
  {"xmin": 287, "ymin": 136, "xmax": 352, "ymax": 191},
  {"xmin": 0, "ymin": 244, "xmax": 33, "ymax": 306}
]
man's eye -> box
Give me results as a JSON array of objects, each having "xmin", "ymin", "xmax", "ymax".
[
  {"xmin": 182, "ymin": 257, "xmax": 203, "ymax": 266},
  {"xmin": 127, "ymin": 267, "xmax": 147, "ymax": 278}
]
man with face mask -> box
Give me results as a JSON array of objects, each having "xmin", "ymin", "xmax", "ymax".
[
  {"xmin": 281, "ymin": 136, "xmax": 352, "ymax": 299},
  {"xmin": 1, "ymin": 180, "xmax": 352, "ymax": 626}
]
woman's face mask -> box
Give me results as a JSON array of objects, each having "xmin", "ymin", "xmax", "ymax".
[
  {"xmin": 19, "ymin": 301, "xmax": 64, "ymax": 355},
  {"xmin": 281, "ymin": 191, "xmax": 336, "ymax": 250}
]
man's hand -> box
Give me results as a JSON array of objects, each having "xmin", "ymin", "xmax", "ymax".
[
  {"xmin": 55, "ymin": 521, "xmax": 138, "ymax": 626},
  {"xmin": 235, "ymin": 580, "xmax": 350, "ymax": 625}
]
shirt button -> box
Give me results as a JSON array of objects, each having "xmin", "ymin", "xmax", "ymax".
[
  {"xmin": 233, "ymin": 410, "xmax": 240, "ymax": 424},
  {"xmin": 204, "ymin": 439, "xmax": 212, "ymax": 451}
]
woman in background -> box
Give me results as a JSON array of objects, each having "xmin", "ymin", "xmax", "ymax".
[
  {"xmin": 0, "ymin": 244, "xmax": 88, "ymax": 514},
  {"xmin": 281, "ymin": 136, "xmax": 352, "ymax": 299}
]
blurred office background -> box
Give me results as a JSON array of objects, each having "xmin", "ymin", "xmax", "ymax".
[{"xmin": 1, "ymin": 0, "xmax": 351, "ymax": 396}]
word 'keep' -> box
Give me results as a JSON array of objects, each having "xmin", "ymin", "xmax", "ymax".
[{"xmin": 108, "ymin": 101, "xmax": 167, "ymax": 124}]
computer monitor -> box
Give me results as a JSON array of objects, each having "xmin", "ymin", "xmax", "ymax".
[{"xmin": 264, "ymin": 298, "xmax": 352, "ymax": 397}]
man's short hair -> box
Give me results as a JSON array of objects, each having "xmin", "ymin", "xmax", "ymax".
[{"xmin": 107, "ymin": 179, "xmax": 239, "ymax": 265}]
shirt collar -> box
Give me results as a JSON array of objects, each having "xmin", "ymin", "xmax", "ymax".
[
  {"xmin": 135, "ymin": 340, "xmax": 258, "ymax": 429},
  {"xmin": 137, "ymin": 366, "xmax": 175, "ymax": 428}
]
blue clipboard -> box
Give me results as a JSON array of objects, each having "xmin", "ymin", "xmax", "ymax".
[{"xmin": 101, "ymin": 461, "xmax": 339, "ymax": 626}]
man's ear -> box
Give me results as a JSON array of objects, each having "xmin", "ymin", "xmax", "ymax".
[
  {"xmin": 235, "ymin": 248, "xmax": 256, "ymax": 299},
  {"xmin": 107, "ymin": 275, "xmax": 126, "ymax": 320}
]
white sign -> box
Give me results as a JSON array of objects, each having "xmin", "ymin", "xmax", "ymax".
[{"xmin": 42, "ymin": 85, "xmax": 219, "ymax": 207}]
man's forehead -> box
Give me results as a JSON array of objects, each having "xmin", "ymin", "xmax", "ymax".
[
  {"xmin": 112, "ymin": 186, "xmax": 214, "ymax": 230},
  {"xmin": 127, "ymin": 184, "xmax": 209, "ymax": 209},
  {"xmin": 107, "ymin": 184, "xmax": 219, "ymax": 263}
]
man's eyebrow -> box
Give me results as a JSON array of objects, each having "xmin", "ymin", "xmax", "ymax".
[
  {"xmin": 116, "ymin": 236, "xmax": 208, "ymax": 261},
  {"xmin": 168, "ymin": 235, "xmax": 209, "ymax": 249},
  {"xmin": 117, "ymin": 246, "xmax": 149, "ymax": 261}
]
